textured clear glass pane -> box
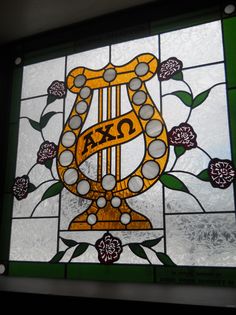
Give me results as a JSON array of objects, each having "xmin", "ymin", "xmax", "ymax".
[
  {"xmin": 166, "ymin": 214, "xmax": 236, "ymax": 266},
  {"xmin": 120, "ymin": 84, "xmax": 132, "ymax": 115},
  {"xmin": 127, "ymin": 182, "xmax": 163, "ymax": 228},
  {"xmin": 160, "ymin": 21, "xmax": 223, "ymax": 67},
  {"xmin": 164, "ymin": 65, "xmax": 231, "ymax": 159},
  {"xmin": 111, "ymin": 35, "xmax": 159, "ymax": 64},
  {"xmin": 21, "ymin": 57, "xmax": 65, "ymax": 99},
  {"xmin": 67, "ymin": 46, "xmax": 109, "ymax": 74},
  {"xmin": 10, "ymin": 218, "xmax": 58, "ymax": 261},
  {"xmin": 186, "ymin": 67, "xmax": 231, "ymax": 159},
  {"xmin": 64, "ymin": 92, "xmax": 76, "ymax": 124},
  {"xmin": 165, "ymin": 172, "xmax": 234, "ymax": 213},
  {"xmin": 146, "ymin": 76, "xmax": 161, "ymax": 112},
  {"xmin": 60, "ymin": 190, "xmax": 91, "ymax": 230},
  {"xmin": 111, "ymin": 146, "xmax": 116, "ymax": 176},
  {"xmin": 81, "ymin": 90, "xmax": 98, "ymax": 133},
  {"xmin": 111, "ymin": 86, "xmax": 116, "ymax": 119},
  {"xmin": 43, "ymin": 111, "xmax": 63, "ymax": 145},
  {"xmin": 13, "ymin": 179, "xmax": 59, "ymax": 217},
  {"xmin": 20, "ymin": 96, "xmax": 46, "ymax": 120},
  {"xmin": 79, "ymin": 154, "xmax": 98, "ymax": 181},
  {"xmin": 16, "ymin": 108, "xmax": 62, "ymax": 179},
  {"xmin": 15, "ymin": 120, "xmax": 46, "ymax": 176},
  {"xmin": 121, "ymin": 134, "xmax": 145, "ymax": 179}
]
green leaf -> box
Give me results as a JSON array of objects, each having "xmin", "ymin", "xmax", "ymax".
[
  {"xmin": 192, "ymin": 89, "xmax": 211, "ymax": 108},
  {"xmin": 29, "ymin": 119, "xmax": 41, "ymax": 131},
  {"xmin": 28, "ymin": 183, "xmax": 36, "ymax": 193},
  {"xmin": 141, "ymin": 236, "xmax": 163, "ymax": 248},
  {"xmin": 172, "ymin": 72, "xmax": 183, "ymax": 81},
  {"xmin": 49, "ymin": 251, "xmax": 65, "ymax": 263},
  {"xmin": 156, "ymin": 252, "xmax": 176, "ymax": 266},
  {"xmin": 40, "ymin": 111, "xmax": 57, "ymax": 129},
  {"xmin": 160, "ymin": 173, "xmax": 189, "ymax": 193},
  {"xmin": 197, "ymin": 169, "xmax": 210, "ymax": 181},
  {"xmin": 71, "ymin": 243, "xmax": 89, "ymax": 259},
  {"xmin": 129, "ymin": 243, "xmax": 148, "ymax": 260},
  {"xmin": 60, "ymin": 237, "xmax": 78, "ymax": 248},
  {"xmin": 47, "ymin": 94, "xmax": 57, "ymax": 105},
  {"xmin": 44, "ymin": 159, "xmax": 53, "ymax": 170},
  {"xmin": 41, "ymin": 181, "xmax": 64, "ymax": 201},
  {"xmin": 174, "ymin": 146, "xmax": 186, "ymax": 158},
  {"xmin": 171, "ymin": 91, "xmax": 192, "ymax": 107}
]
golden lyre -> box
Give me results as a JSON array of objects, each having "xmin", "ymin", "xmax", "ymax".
[{"xmin": 57, "ymin": 53, "xmax": 168, "ymax": 230}]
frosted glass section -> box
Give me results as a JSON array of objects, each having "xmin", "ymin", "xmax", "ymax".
[
  {"xmin": 165, "ymin": 173, "xmax": 234, "ymax": 213},
  {"xmin": 166, "ymin": 214, "xmax": 236, "ymax": 266},
  {"xmin": 121, "ymin": 134, "xmax": 145, "ymax": 179},
  {"xmin": 67, "ymin": 46, "xmax": 109, "ymax": 73},
  {"xmin": 16, "ymin": 120, "xmax": 46, "ymax": 176},
  {"xmin": 160, "ymin": 21, "xmax": 223, "ymax": 68},
  {"xmin": 81, "ymin": 90, "xmax": 98, "ymax": 133},
  {"xmin": 167, "ymin": 147, "xmax": 209, "ymax": 174},
  {"xmin": 120, "ymin": 85, "xmax": 132, "ymax": 115},
  {"xmin": 102, "ymin": 149, "xmax": 107, "ymax": 177},
  {"xmin": 43, "ymin": 111, "xmax": 63, "ymax": 144},
  {"xmin": 183, "ymin": 64, "xmax": 225, "ymax": 96},
  {"xmin": 10, "ymin": 218, "xmax": 58, "ymax": 261},
  {"xmin": 64, "ymin": 92, "xmax": 76, "ymax": 124},
  {"xmin": 13, "ymin": 179, "xmax": 59, "ymax": 217},
  {"xmin": 127, "ymin": 181, "xmax": 163, "ymax": 228},
  {"xmin": 111, "ymin": 86, "xmax": 116, "ymax": 119},
  {"xmin": 111, "ymin": 35, "xmax": 159, "ymax": 65},
  {"xmin": 79, "ymin": 153, "xmax": 98, "ymax": 181},
  {"xmin": 16, "ymin": 115, "xmax": 62, "ymax": 180},
  {"xmin": 60, "ymin": 189, "xmax": 91, "ymax": 230},
  {"xmin": 187, "ymin": 70, "xmax": 231, "ymax": 159},
  {"xmin": 20, "ymin": 97, "xmax": 63, "ymax": 122},
  {"xmin": 111, "ymin": 146, "xmax": 116, "ymax": 176},
  {"xmin": 20, "ymin": 96, "xmax": 47, "ymax": 121},
  {"xmin": 165, "ymin": 189, "xmax": 203, "ymax": 213},
  {"xmin": 162, "ymin": 93, "xmax": 190, "ymax": 131},
  {"xmin": 21, "ymin": 57, "xmax": 65, "ymax": 99},
  {"xmin": 146, "ymin": 76, "xmax": 161, "ymax": 112}
]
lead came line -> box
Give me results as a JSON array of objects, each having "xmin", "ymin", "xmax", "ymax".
[
  {"xmin": 107, "ymin": 86, "xmax": 112, "ymax": 174},
  {"xmin": 116, "ymin": 85, "xmax": 121, "ymax": 180},
  {"xmin": 98, "ymin": 89, "xmax": 103, "ymax": 181}
]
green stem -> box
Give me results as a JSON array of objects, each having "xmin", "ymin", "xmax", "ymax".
[
  {"xmin": 185, "ymin": 82, "xmax": 225, "ymax": 123},
  {"xmin": 166, "ymin": 170, "xmax": 206, "ymax": 212},
  {"xmin": 169, "ymin": 157, "xmax": 179, "ymax": 171},
  {"xmin": 182, "ymin": 80, "xmax": 193, "ymax": 123},
  {"xmin": 197, "ymin": 146, "xmax": 212, "ymax": 160},
  {"xmin": 30, "ymin": 179, "xmax": 57, "ymax": 217},
  {"xmin": 27, "ymin": 163, "xmax": 37, "ymax": 176}
]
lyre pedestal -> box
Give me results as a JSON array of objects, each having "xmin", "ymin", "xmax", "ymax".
[{"xmin": 69, "ymin": 199, "xmax": 152, "ymax": 230}]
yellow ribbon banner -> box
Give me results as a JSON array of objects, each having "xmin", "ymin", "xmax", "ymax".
[{"xmin": 76, "ymin": 111, "xmax": 142, "ymax": 165}]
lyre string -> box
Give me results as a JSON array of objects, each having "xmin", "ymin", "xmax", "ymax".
[
  {"xmin": 98, "ymin": 89, "xmax": 103, "ymax": 181},
  {"xmin": 116, "ymin": 85, "xmax": 121, "ymax": 181},
  {"xmin": 106, "ymin": 87, "xmax": 112, "ymax": 174}
]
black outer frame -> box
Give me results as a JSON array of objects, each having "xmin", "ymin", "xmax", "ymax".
[{"xmin": 0, "ymin": 0, "xmax": 236, "ymax": 307}]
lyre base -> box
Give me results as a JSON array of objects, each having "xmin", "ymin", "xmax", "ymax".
[{"xmin": 69, "ymin": 199, "xmax": 152, "ymax": 230}]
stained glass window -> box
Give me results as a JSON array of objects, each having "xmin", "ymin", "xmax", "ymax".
[{"xmin": 1, "ymin": 10, "xmax": 236, "ymax": 282}]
